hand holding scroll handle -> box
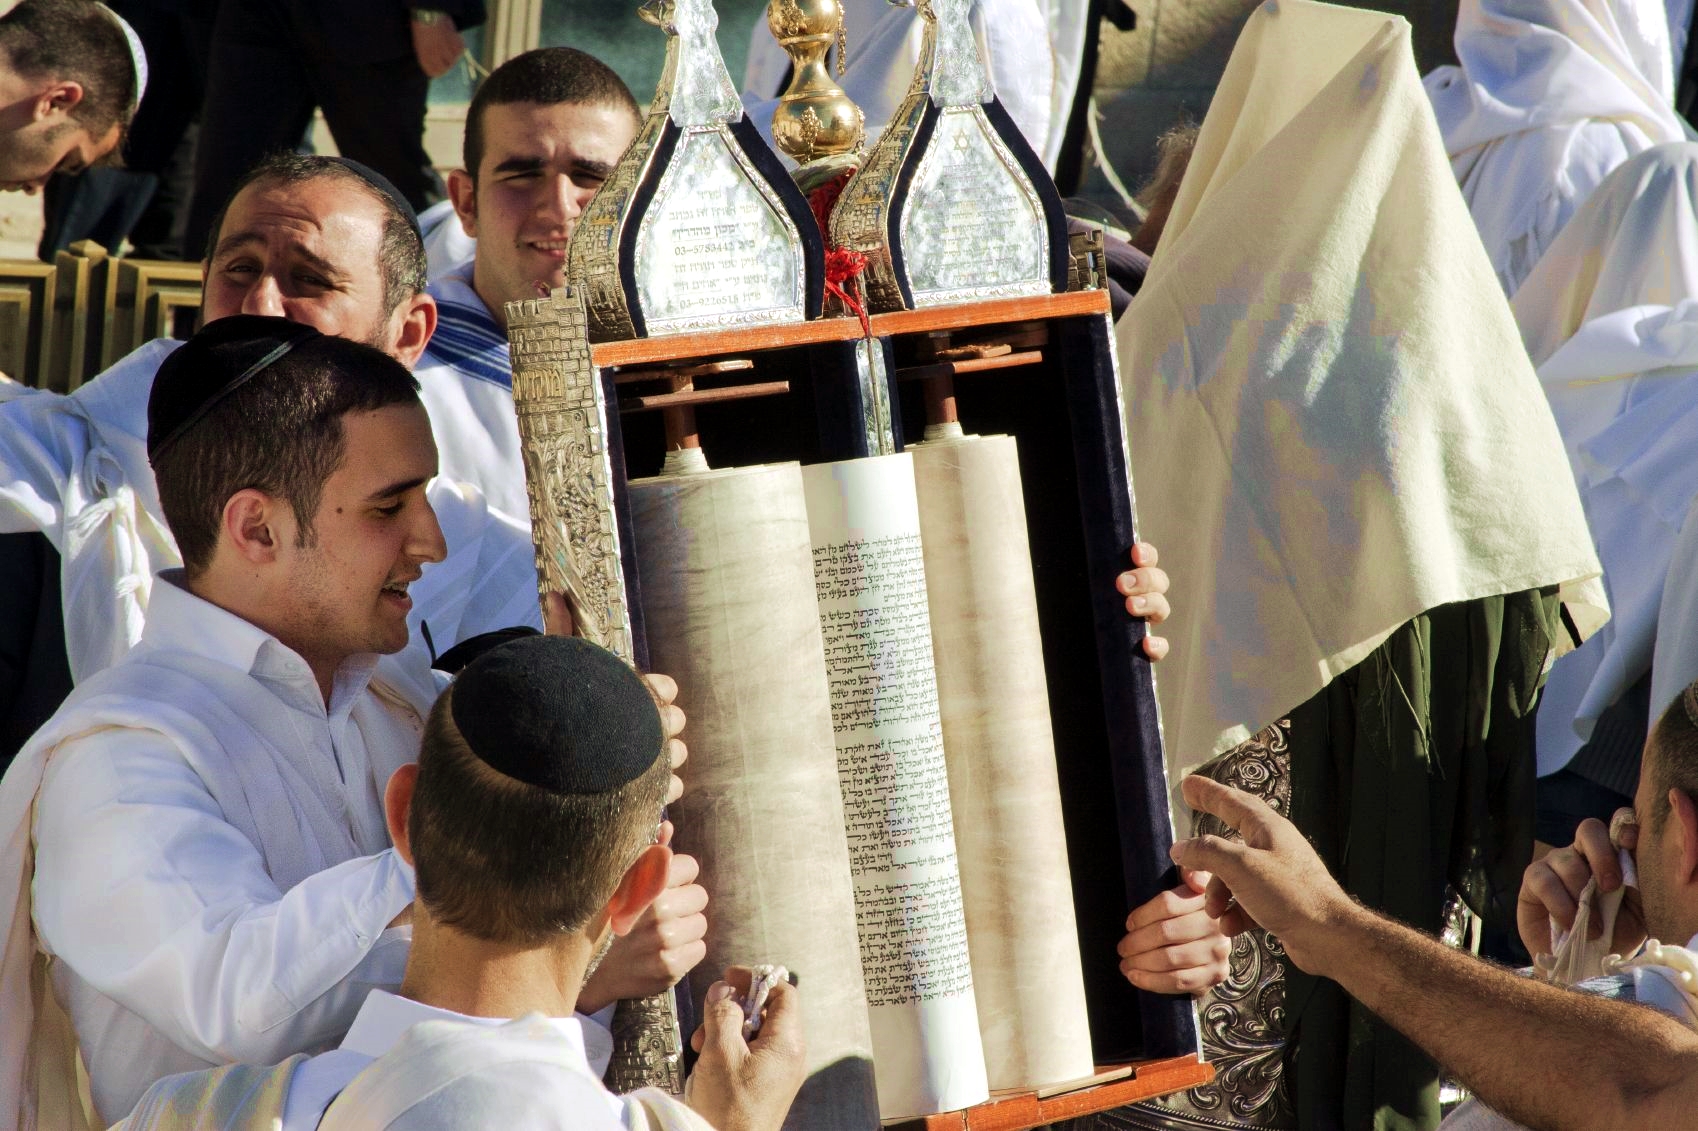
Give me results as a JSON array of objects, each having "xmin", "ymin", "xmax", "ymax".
[{"xmin": 1116, "ymin": 541, "xmax": 1171, "ymax": 662}]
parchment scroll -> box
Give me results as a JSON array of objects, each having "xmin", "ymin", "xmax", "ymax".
[
  {"xmin": 800, "ymin": 454, "xmax": 991, "ymax": 1120},
  {"xmin": 628, "ymin": 462, "xmax": 879, "ymax": 1131}
]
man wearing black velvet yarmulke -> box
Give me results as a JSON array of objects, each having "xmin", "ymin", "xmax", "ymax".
[{"xmin": 119, "ymin": 635, "xmax": 807, "ymax": 1131}]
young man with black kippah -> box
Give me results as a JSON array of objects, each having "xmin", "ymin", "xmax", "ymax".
[
  {"xmin": 0, "ymin": 317, "xmax": 698, "ymax": 1130},
  {"xmin": 0, "ymin": 0, "xmax": 145, "ymax": 193},
  {"xmin": 120, "ymin": 634, "xmax": 806, "ymax": 1131}
]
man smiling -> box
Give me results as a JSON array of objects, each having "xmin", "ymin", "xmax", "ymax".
[{"xmin": 416, "ymin": 46, "xmax": 641, "ymax": 520}]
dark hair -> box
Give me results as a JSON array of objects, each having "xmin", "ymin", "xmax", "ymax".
[
  {"xmin": 0, "ymin": 0, "xmax": 137, "ymax": 139},
  {"xmin": 152, "ymin": 335, "xmax": 421, "ymax": 575},
  {"xmin": 409, "ymin": 683, "xmax": 670, "ymax": 944},
  {"xmin": 464, "ymin": 47, "xmax": 642, "ymax": 182},
  {"xmin": 1647, "ymin": 683, "xmax": 1698, "ymax": 832},
  {"xmin": 201, "ymin": 153, "xmax": 429, "ymax": 315}
]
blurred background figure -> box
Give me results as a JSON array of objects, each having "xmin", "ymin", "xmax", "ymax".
[
  {"xmin": 35, "ymin": 0, "xmax": 213, "ymax": 260},
  {"xmin": 181, "ymin": 0, "xmax": 485, "ymax": 262},
  {"xmin": 1426, "ymin": 0, "xmax": 1689, "ymax": 296}
]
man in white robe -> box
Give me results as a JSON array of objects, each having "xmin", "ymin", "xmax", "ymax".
[
  {"xmin": 1505, "ymin": 144, "xmax": 1698, "ymax": 822},
  {"xmin": 0, "ymin": 154, "xmax": 541, "ymax": 701},
  {"xmin": 118, "ymin": 634, "xmax": 805, "ymax": 1131},
  {"xmin": 1425, "ymin": 0, "xmax": 1688, "ymax": 295}
]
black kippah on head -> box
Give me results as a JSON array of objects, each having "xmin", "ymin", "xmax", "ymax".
[
  {"xmin": 328, "ymin": 157, "xmax": 422, "ymax": 240},
  {"xmin": 148, "ymin": 315, "xmax": 322, "ymax": 460},
  {"xmin": 450, "ymin": 635, "xmax": 664, "ymax": 796}
]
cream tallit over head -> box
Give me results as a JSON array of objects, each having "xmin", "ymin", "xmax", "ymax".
[
  {"xmin": 1119, "ymin": 0, "xmax": 1607, "ymax": 808},
  {"xmin": 1423, "ymin": 0, "xmax": 1687, "ymax": 293},
  {"xmin": 1509, "ymin": 143, "xmax": 1698, "ymax": 769}
]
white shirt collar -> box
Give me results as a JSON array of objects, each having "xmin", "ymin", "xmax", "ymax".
[
  {"xmin": 340, "ymin": 990, "xmax": 606, "ymax": 1077},
  {"xmin": 142, "ymin": 570, "xmax": 381, "ymax": 715}
]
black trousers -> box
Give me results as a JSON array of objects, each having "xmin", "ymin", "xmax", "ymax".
[{"xmin": 184, "ymin": 0, "xmax": 442, "ymax": 260}]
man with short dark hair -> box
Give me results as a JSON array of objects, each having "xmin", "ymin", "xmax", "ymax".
[
  {"xmin": 119, "ymin": 635, "xmax": 806, "ymax": 1131},
  {"xmin": 419, "ymin": 45, "xmax": 642, "ymax": 520},
  {"xmin": 0, "ymin": 0, "xmax": 146, "ymax": 192}
]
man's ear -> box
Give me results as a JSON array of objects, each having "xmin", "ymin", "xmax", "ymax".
[
  {"xmin": 384, "ymin": 763, "xmax": 420, "ymax": 865},
  {"xmin": 1672, "ymin": 788, "xmax": 1698, "ymax": 887},
  {"xmin": 37, "ymin": 80, "xmax": 84, "ymax": 120},
  {"xmin": 606, "ymin": 843, "xmax": 671, "ymax": 937},
  {"xmin": 447, "ymin": 168, "xmax": 477, "ymax": 237},
  {"xmin": 387, "ymin": 292, "xmax": 437, "ymax": 368},
  {"xmin": 222, "ymin": 489, "xmax": 285, "ymax": 564}
]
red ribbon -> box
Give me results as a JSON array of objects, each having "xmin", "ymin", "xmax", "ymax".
[{"xmin": 806, "ymin": 170, "xmax": 872, "ymax": 339}]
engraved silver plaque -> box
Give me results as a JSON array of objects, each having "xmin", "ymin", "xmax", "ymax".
[
  {"xmin": 899, "ymin": 106, "xmax": 1049, "ymax": 305},
  {"xmin": 635, "ymin": 127, "xmax": 807, "ymax": 334},
  {"xmin": 829, "ymin": 0, "xmax": 1065, "ymax": 312},
  {"xmin": 565, "ymin": 0, "xmax": 821, "ymax": 340}
]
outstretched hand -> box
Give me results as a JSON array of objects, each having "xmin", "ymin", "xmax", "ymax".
[
  {"xmin": 1168, "ymin": 775, "xmax": 1356, "ymax": 971},
  {"xmin": 1117, "ymin": 542, "xmax": 1171, "ymax": 662}
]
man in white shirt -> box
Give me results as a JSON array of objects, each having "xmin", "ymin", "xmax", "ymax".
[
  {"xmin": 419, "ymin": 45, "xmax": 640, "ymax": 520},
  {"xmin": 118, "ymin": 634, "xmax": 805, "ymax": 1131},
  {"xmin": 0, "ymin": 318, "xmax": 700, "ymax": 1129},
  {"xmin": 0, "ymin": 0, "xmax": 144, "ymax": 194}
]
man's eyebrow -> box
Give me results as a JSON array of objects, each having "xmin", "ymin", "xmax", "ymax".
[
  {"xmin": 209, "ymin": 232, "xmax": 346, "ymax": 279},
  {"xmin": 492, "ymin": 155, "xmax": 546, "ymax": 176},
  {"xmin": 365, "ymin": 476, "xmax": 431, "ymax": 502},
  {"xmin": 574, "ymin": 158, "xmax": 618, "ymax": 180}
]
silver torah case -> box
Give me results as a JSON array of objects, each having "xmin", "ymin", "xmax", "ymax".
[
  {"xmin": 829, "ymin": 0, "xmax": 1071, "ymax": 312},
  {"xmin": 567, "ymin": 0, "xmax": 825, "ymax": 341}
]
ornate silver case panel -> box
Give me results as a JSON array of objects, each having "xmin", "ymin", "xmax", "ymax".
[
  {"xmin": 829, "ymin": 0, "xmax": 1069, "ymax": 312},
  {"xmin": 504, "ymin": 288, "xmax": 684, "ymax": 1095},
  {"xmin": 565, "ymin": 0, "xmax": 823, "ymax": 341}
]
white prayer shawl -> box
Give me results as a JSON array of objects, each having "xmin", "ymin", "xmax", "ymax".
[
  {"xmin": 1507, "ymin": 144, "xmax": 1698, "ymax": 773},
  {"xmin": 418, "ymin": 200, "xmax": 477, "ymax": 284},
  {"xmin": 1424, "ymin": 0, "xmax": 1687, "ymax": 295},
  {"xmin": 1120, "ymin": 0, "xmax": 1608, "ymax": 807},
  {"xmin": 415, "ymin": 266, "xmax": 533, "ymax": 525},
  {"xmin": 0, "ymin": 338, "xmax": 543, "ymax": 701},
  {"xmin": 114, "ymin": 1057, "xmax": 305, "ymax": 1131},
  {"xmin": 317, "ymin": 1015, "xmax": 709, "ymax": 1131},
  {"xmin": 0, "ymin": 340, "xmax": 182, "ymax": 682},
  {"xmin": 739, "ymin": 0, "xmax": 1090, "ymax": 172}
]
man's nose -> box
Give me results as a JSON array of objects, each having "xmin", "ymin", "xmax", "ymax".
[
  {"xmin": 241, "ymin": 276, "xmax": 286, "ymax": 318},
  {"xmin": 411, "ymin": 502, "xmax": 448, "ymax": 566}
]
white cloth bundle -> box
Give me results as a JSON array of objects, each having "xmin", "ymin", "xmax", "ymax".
[
  {"xmin": 1508, "ymin": 144, "xmax": 1698, "ymax": 770},
  {"xmin": 1119, "ymin": 0, "xmax": 1607, "ymax": 802},
  {"xmin": 1425, "ymin": 0, "xmax": 1687, "ymax": 294}
]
